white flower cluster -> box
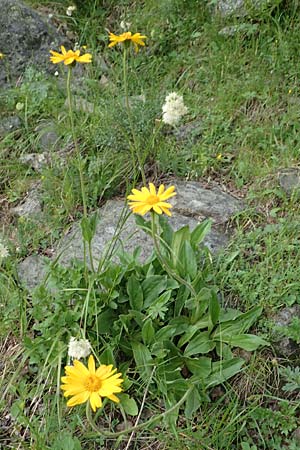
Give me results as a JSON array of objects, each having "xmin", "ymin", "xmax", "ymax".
[
  {"xmin": 162, "ymin": 92, "xmax": 188, "ymax": 127},
  {"xmin": 0, "ymin": 240, "xmax": 9, "ymax": 259},
  {"xmin": 66, "ymin": 5, "xmax": 76, "ymax": 16},
  {"xmin": 68, "ymin": 337, "xmax": 91, "ymax": 359}
]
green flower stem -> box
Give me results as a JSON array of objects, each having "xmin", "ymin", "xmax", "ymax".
[
  {"xmin": 122, "ymin": 47, "xmax": 146, "ymax": 185},
  {"xmin": 66, "ymin": 66, "xmax": 92, "ymax": 271},
  {"xmin": 85, "ymin": 385, "xmax": 194, "ymax": 438},
  {"xmin": 150, "ymin": 212, "xmax": 197, "ymax": 297}
]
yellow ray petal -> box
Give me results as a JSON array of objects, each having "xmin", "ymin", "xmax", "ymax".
[{"xmin": 67, "ymin": 391, "xmax": 90, "ymax": 407}]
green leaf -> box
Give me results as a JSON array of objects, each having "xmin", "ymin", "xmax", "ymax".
[
  {"xmin": 119, "ymin": 394, "xmax": 138, "ymax": 416},
  {"xmin": 148, "ymin": 291, "xmax": 172, "ymax": 319},
  {"xmin": 205, "ymin": 358, "xmax": 245, "ymax": 388},
  {"xmin": 141, "ymin": 319, "xmax": 155, "ymax": 345},
  {"xmin": 184, "ymin": 386, "xmax": 202, "ymax": 419},
  {"xmin": 100, "ymin": 346, "xmax": 116, "ymax": 366},
  {"xmin": 171, "ymin": 226, "xmax": 190, "ymax": 266},
  {"xmin": 222, "ymin": 334, "xmax": 269, "ymax": 351},
  {"xmin": 179, "ymin": 240, "xmax": 197, "ymax": 279},
  {"xmin": 97, "ymin": 309, "xmax": 118, "ymax": 334},
  {"xmin": 52, "ymin": 433, "xmax": 81, "ymax": 450},
  {"xmin": 190, "ymin": 220, "xmax": 212, "ymax": 248},
  {"xmin": 80, "ymin": 213, "xmax": 97, "ymax": 244},
  {"xmin": 142, "ymin": 275, "xmax": 168, "ymax": 308},
  {"xmin": 132, "ymin": 342, "xmax": 153, "ymax": 381},
  {"xmin": 212, "ymin": 306, "xmax": 263, "ymax": 340},
  {"xmin": 184, "ymin": 357, "xmax": 212, "ymax": 379},
  {"xmin": 184, "ymin": 331, "xmax": 216, "ymax": 357},
  {"xmin": 127, "ymin": 274, "xmax": 143, "ymax": 311},
  {"xmin": 178, "ymin": 320, "xmax": 210, "ymax": 347}
]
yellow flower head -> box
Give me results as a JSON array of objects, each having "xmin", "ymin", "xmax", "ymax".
[
  {"xmin": 50, "ymin": 46, "xmax": 92, "ymax": 65},
  {"xmin": 108, "ymin": 31, "xmax": 147, "ymax": 52},
  {"xmin": 61, "ymin": 355, "xmax": 123, "ymax": 412},
  {"xmin": 0, "ymin": 53, "xmax": 5, "ymax": 60},
  {"xmin": 127, "ymin": 183, "xmax": 176, "ymax": 216}
]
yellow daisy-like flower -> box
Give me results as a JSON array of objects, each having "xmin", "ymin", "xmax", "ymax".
[
  {"xmin": 50, "ymin": 46, "xmax": 92, "ymax": 65},
  {"xmin": 108, "ymin": 31, "xmax": 147, "ymax": 52},
  {"xmin": 61, "ymin": 355, "xmax": 123, "ymax": 412},
  {"xmin": 127, "ymin": 183, "xmax": 176, "ymax": 216}
]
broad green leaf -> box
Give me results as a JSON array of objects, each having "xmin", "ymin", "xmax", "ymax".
[
  {"xmin": 178, "ymin": 320, "xmax": 210, "ymax": 348},
  {"xmin": 142, "ymin": 319, "xmax": 155, "ymax": 345},
  {"xmin": 171, "ymin": 226, "xmax": 190, "ymax": 261},
  {"xmin": 132, "ymin": 342, "xmax": 153, "ymax": 381},
  {"xmin": 190, "ymin": 220, "xmax": 212, "ymax": 248},
  {"xmin": 184, "ymin": 357, "xmax": 212, "ymax": 379},
  {"xmin": 212, "ymin": 306, "xmax": 263, "ymax": 340},
  {"xmin": 221, "ymin": 334, "xmax": 269, "ymax": 351},
  {"xmin": 142, "ymin": 275, "xmax": 168, "ymax": 308},
  {"xmin": 184, "ymin": 331, "xmax": 216, "ymax": 357},
  {"xmin": 100, "ymin": 346, "xmax": 116, "ymax": 365},
  {"xmin": 205, "ymin": 358, "xmax": 245, "ymax": 388},
  {"xmin": 164, "ymin": 393, "xmax": 179, "ymax": 437},
  {"xmin": 127, "ymin": 274, "xmax": 143, "ymax": 311},
  {"xmin": 179, "ymin": 240, "xmax": 197, "ymax": 279},
  {"xmin": 184, "ymin": 386, "xmax": 202, "ymax": 419},
  {"xmin": 97, "ymin": 309, "xmax": 118, "ymax": 334},
  {"xmin": 155, "ymin": 325, "xmax": 177, "ymax": 342},
  {"xmin": 119, "ymin": 394, "xmax": 138, "ymax": 416}
]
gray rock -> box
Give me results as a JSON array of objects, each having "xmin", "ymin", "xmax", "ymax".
[
  {"xmin": 17, "ymin": 255, "xmax": 48, "ymax": 290},
  {"xmin": 20, "ymin": 153, "xmax": 50, "ymax": 172},
  {"xmin": 11, "ymin": 183, "xmax": 42, "ymax": 218},
  {"xmin": 0, "ymin": 116, "xmax": 21, "ymax": 137},
  {"xmin": 56, "ymin": 199, "xmax": 228, "ymax": 268},
  {"xmin": 172, "ymin": 120, "xmax": 202, "ymax": 143},
  {"xmin": 273, "ymin": 306, "xmax": 300, "ymax": 357},
  {"xmin": 278, "ymin": 168, "xmax": 300, "ymax": 196},
  {"xmin": 0, "ymin": 0, "xmax": 69, "ymax": 86},
  {"xmin": 172, "ymin": 181, "xmax": 244, "ymax": 224},
  {"xmin": 17, "ymin": 180, "xmax": 244, "ymax": 289},
  {"xmin": 215, "ymin": 0, "xmax": 273, "ymax": 17},
  {"xmin": 35, "ymin": 122, "xmax": 60, "ymax": 151}
]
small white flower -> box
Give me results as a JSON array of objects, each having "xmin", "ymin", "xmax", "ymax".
[
  {"xmin": 66, "ymin": 5, "xmax": 76, "ymax": 16},
  {"xmin": 0, "ymin": 241, "xmax": 9, "ymax": 259},
  {"xmin": 120, "ymin": 20, "xmax": 131, "ymax": 30},
  {"xmin": 54, "ymin": 71, "xmax": 59, "ymax": 77},
  {"xmin": 68, "ymin": 337, "xmax": 91, "ymax": 359},
  {"xmin": 48, "ymin": 13, "xmax": 53, "ymax": 19},
  {"xmin": 162, "ymin": 92, "xmax": 188, "ymax": 127}
]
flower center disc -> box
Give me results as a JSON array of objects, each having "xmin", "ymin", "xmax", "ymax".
[
  {"xmin": 147, "ymin": 194, "xmax": 159, "ymax": 205},
  {"xmin": 86, "ymin": 375, "xmax": 102, "ymax": 392}
]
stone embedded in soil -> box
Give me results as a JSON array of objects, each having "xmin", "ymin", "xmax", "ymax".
[
  {"xmin": 0, "ymin": 116, "xmax": 21, "ymax": 137},
  {"xmin": 18, "ymin": 255, "xmax": 48, "ymax": 291},
  {"xmin": 17, "ymin": 180, "xmax": 245, "ymax": 289},
  {"xmin": 272, "ymin": 306, "xmax": 300, "ymax": 357},
  {"xmin": 0, "ymin": 0, "xmax": 70, "ymax": 86},
  {"xmin": 214, "ymin": 0, "xmax": 268, "ymax": 17},
  {"xmin": 278, "ymin": 168, "xmax": 300, "ymax": 196},
  {"xmin": 11, "ymin": 183, "xmax": 42, "ymax": 218},
  {"xmin": 172, "ymin": 181, "xmax": 244, "ymax": 224}
]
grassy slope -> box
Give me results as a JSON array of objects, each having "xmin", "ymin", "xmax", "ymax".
[{"xmin": 1, "ymin": 1, "xmax": 300, "ymax": 448}]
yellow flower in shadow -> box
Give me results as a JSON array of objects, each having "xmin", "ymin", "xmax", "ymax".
[
  {"xmin": 0, "ymin": 53, "xmax": 5, "ymax": 59},
  {"xmin": 108, "ymin": 32, "xmax": 147, "ymax": 52},
  {"xmin": 50, "ymin": 46, "xmax": 92, "ymax": 65},
  {"xmin": 61, "ymin": 355, "xmax": 123, "ymax": 412},
  {"xmin": 128, "ymin": 183, "xmax": 176, "ymax": 216}
]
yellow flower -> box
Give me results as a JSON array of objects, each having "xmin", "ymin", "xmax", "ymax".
[
  {"xmin": 127, "ymin": 183, "xmax": 176, "ymax": 216},
  {"xmin": 0, "ymin": 53, "xmax": 4, "ymax": 59},
  {"xmin": 50, "ymin": 46, "xmax": 92, "ymax": 65},
  {"xmin": 216, "ymin": 153, "xmax": 222, "ymax": 160},
  {"xmin": 61, "ymin": 355, "xmax": 123, "ymax": 412},
  {"xmin": 108, "ymin": 31, "xmax": 147, "ymax": 52}
]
